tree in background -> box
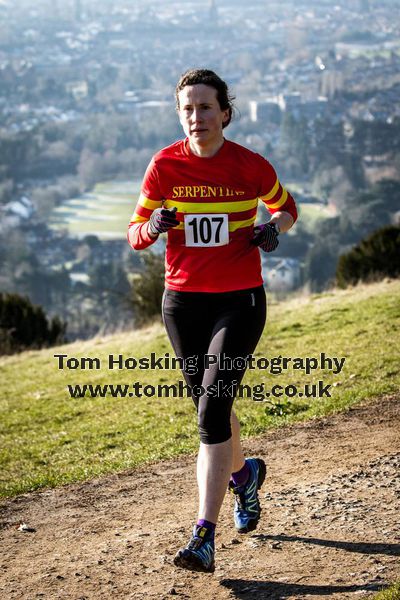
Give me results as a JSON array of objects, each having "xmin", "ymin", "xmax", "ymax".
[
  {"xmin": 130, "ymin": 251, "xmax": 164, "ymax": 326},
  {"xmin": 336, "ymin": 225, "xmax": 400, "ymax": 288},
  {"xmin": 305, "ymin": 241, "xmax": 339, "ymax": 292},
  {"xmin": 0, "ymin": 292, "xmax": 65, "ymax": 355},
  {"xmin": 277, "ymin": 112, "xmax": 310, "ymax": 179},
  {"xmin": 77, "ymin": 148, "xmax": 104, "ymax": 191},
  {"xmin": 88, "ymin": 261, "xmax": 132, "ymax": 333},
  {"xmin": 305, "ymin": 179, "xmax": 400, "ymax": 292},
  {"xmin": 340, "ymin": 179, "xmax": 400, "ymax": 242}
]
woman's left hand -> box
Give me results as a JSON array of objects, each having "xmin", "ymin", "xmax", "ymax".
[{"xmin": 251, "ymin": 222, "xmax": 279, "ymax": 252}]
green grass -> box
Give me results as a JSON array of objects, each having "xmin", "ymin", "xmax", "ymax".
[
  {"xmin": 1, "ymin": 279, "xmax": 399, "ymax": 498},
  {"xmin": 49, "ymin": 180, "xmax": 141, "ymax": 239},
  {"xmin": 373, "ymin": 583, "xmax": 400, "ymax": 600}
]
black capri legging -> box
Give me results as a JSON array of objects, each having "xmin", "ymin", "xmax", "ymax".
[{"xmin": 162, "ymin": 285, "xmax": 266, "ymax": 444}]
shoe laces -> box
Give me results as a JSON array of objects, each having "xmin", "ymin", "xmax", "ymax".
[
  {"xmin": 230, "ymin": 481, "xmax": 248, "ymax": 507},
  {"xmin": 187, "ymin": 525, "xmax": 214, "ymax": 551},
  {"xmin": 235, "ymin": 491, "xmax": 247, "ymax": 511},
  {"xmin": 187, "ymin": 536, "xmax": 204, "ymax": 551}
]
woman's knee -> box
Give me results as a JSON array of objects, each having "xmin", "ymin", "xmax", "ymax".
[{"xmin": 198, "ymin": 398, "xmax": 232, "ymax": 444}]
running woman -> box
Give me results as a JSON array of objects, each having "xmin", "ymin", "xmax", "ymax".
[{"xmin": 127, "ymin": 69, "xmax": 297, "ymax": 573}]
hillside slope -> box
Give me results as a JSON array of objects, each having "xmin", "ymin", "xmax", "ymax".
[{"xmin": 0, "ymin": 279, "xmax": 399, "ymax": 498}]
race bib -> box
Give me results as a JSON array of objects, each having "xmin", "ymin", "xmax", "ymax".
[{"xmin": 184, "ymin": 214, "xmax": 229, "ymax": 247}]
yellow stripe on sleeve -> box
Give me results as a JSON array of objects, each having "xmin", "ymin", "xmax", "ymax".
[
  {"xmin": 130, "ymin": 214, "xmax": 147, "ymax": 224},
  {"xmin": 259, "ymin": 178, "xmax": 279, "ymax": 202},
  {"xmin": 229, "ymin": 217, "xmax": 257, "ymax": 232},
  {"xmin": 264, "ymin": 187, "xmax": 288, "ymax": 210},
  {"xmin": 138, "ymin": 193, "xmax": 162, "ymax": 211}
]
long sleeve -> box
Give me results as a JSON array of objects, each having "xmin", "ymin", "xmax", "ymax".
[
  {"xmin": 258, "ymin": 159, "xmax": 298, "ymax": 223},
  {"xmin": 127, "ymin": 157, "xmax": 163, "ymax": 250},
  {"xmin": 127, "ymin": 218, "xmax": 158, "ymax": 250}
]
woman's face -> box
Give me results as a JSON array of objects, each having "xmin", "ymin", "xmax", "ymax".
[{"xmin": 177, "ymin": 84, "xmax": 229, "ymax": 150}]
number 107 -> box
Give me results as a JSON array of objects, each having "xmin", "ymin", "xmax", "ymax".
[{"xmin": 187, "ymin": 216, "xmax": 224, "ymax": 244}]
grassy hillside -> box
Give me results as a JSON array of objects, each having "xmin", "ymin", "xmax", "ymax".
[
  {"xmin": 0, "ymin": 279, "xmax": 399, "ymax": 499},
  {"xmin": 49, "ymin": 180, "xmax": 140, "ymax": 240}
]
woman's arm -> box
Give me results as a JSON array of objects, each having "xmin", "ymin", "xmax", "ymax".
[
  {"xmin": 269, "ymin": 210, "xmax": 294, "ymax": 233},
  {"xmin": 127, "ymin": 220, "xmax": 158, "ymax": 250}
]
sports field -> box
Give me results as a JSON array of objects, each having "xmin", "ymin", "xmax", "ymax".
[{"xmin": 49, "ymin": 180, "xmax": 141, "ymax": 239}]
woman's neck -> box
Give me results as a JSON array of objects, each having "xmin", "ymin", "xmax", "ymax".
[{"xmin": 189, "ymin": 137, "xmax": 225, "ymax": 158}]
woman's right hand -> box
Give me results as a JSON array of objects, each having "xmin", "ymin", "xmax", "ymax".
[{"xmin": 148, "ymin": 206, "xmax": 179, "ymax": 235}]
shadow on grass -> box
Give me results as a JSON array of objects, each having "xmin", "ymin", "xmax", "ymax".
[
  {"xmin": 220, "ymin": 579, "xmax": 385, "ymax": 599},
  {"xmin": 252, "ymin": 533, "xmax": 400, "ymax": 556}
]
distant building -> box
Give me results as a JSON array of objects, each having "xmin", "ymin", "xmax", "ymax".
[
  {"xmin": 262, "ymin": 257, "xmax": 301, "ymax": 292},
  {"xmin": 320, "ymin": 69, "xmax": 344, "ymax": 98},
  {"xmin": 3, "ymin": 196, "xmax": 34, "ymax": 220},
  {"xmin": 278, "ymin": 92, "xmax": 302, "ymax": 112},
  {"xmin": 249, "ymin": 100, "xmax": 281, "ymax": 124},
  {"xmin": 0, "ymin": 196, "xmax": 34, "ymax": 232},
  {"xmin": 298, "ymin": 97, "xmax": 329, "ymax": 120},
  {"xmin": 127, "ymin": 99, "xmax": 173, "ymax": 121},
  {"xmin": 66, "ymin": 80, "xmax": 88, "ymax": 100}
]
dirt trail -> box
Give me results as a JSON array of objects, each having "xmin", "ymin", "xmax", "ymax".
[{"xmin": 1, "ymin": 395, "xmax": 399, "ymax": 600}]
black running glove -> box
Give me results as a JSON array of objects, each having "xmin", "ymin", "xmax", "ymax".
[
  {"xmin": 251, "ymin": 222, "xmax": 279, "ymax": 253},
  {"xmin": 148, "ymin": 206, "xmax": 179, "ymax": 235}
]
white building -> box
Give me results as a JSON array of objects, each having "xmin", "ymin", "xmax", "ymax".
[{"xmin": 262, "ymin": 257, "xmax": 301, "ymax": 292}]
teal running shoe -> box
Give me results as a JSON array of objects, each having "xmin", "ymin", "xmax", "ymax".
[
  {"xmin": 173, "ymin": 525, "xmax": 215, "ymax": 573},
  {"xmin": 229, "ymin": 457, "xmax": 266, "ymax": 534}
]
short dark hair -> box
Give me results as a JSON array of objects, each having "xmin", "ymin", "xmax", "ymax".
[{"xmin": 175, "ymin": 68, "xmax": 235, "ymax": 129}]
